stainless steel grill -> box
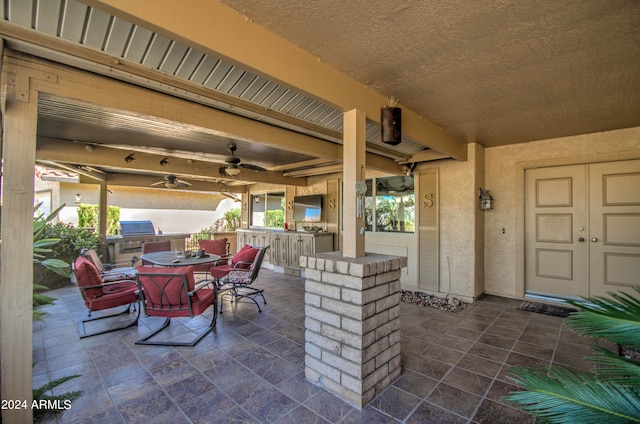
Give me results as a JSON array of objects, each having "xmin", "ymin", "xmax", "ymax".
[{"xmin": 117, "ymin": 220, "xmax": 158, "ymax": 253}]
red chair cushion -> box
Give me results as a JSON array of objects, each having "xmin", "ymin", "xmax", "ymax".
[
  {"xmin": 193, "ymin": 238, "xmax": 228, "ymax": 272},
  {"xmin": 232, "ymin": 245, "xmax": 259, "ymax": 269},
  {"xmin": 198, "ymin": 238, "xmax": 228, "ymax": 256},
  {"xmin": 137, "ymin": 266, "xmax": 198, "ymax": 317},
  {"xmin": 87, "ymin": 281, "xmax": 138, "ymax": 311},
  {"xmin": 74, "ymin": 256, "xmax": 104, "ymax": 299},
  {"xmin": 210, "ymin": 263, "xmax": 233, "ymax": 279},
  {"xmin": 141, "ymin": 241, "xmax": 171, "ymax": 254}
]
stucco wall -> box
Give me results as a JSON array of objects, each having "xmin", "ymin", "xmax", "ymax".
[
  {"xmin": 484, "ymin": 126, "xmax": 640, "ymax": 298},
  {"xmin": 416, "ymin": 144, "xmax": 481, "ymax": 302}
]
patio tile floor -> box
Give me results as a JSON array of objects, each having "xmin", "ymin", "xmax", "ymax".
[{"xmin": 32, "ymin": 269, "xmax": 595, "ymax": 423}]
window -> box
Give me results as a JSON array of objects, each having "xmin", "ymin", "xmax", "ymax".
[
  {"xmin": 359, "ymin": 176, "xmax": 415, "ymax": 233},
  {"xmin": 250, "ymin": 192, "xmax": 285, "ymax": 228}
]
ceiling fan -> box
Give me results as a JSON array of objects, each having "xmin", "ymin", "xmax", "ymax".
[
  {"xmin": 150, "ymin": 175, "xmax": 192, "ymax": 189},
  {"xmin": 221, "ymin": 141, "xmax": 267, "ymax": 176}
]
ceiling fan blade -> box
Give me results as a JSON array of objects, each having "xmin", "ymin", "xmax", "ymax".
[
  {"xmin": 176, "ymin": 179, "xmax": 192, "ymax": 187},
  {"xmin": 239, "ymin": 163, "xmax": 267, "ymax": 171},
  {"xmin": 150, "ymin": 181, "xmax": 165, "ymax": 186}
]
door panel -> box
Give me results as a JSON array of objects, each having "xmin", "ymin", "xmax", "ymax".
[
  {"xmin": 525, "ymin": 165, "xmax": 588, "ymax": 297},
  {"xmin": 526, "ymin": 160, "xmax": 640, "ymax": 299},
  {"xmin": 588, "ymin": 160, "xmax": 640, "ymax": 297}
]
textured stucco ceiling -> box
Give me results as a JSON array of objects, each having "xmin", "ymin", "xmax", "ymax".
[{"xmin": 221, "ymin": 0, "xmax": 640, "ymax": 147}]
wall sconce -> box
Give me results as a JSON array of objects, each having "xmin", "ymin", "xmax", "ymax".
[
  {"xmin": 479, "ymin": 188, "xmax": 493, "ymax": 210},
  {"xmin": 75, "ymin": 193, "xmax": 82, "ymax": 204},
  {"xmin": 124, "ymin": 154, "xmax": 135, "ymax": 163}
]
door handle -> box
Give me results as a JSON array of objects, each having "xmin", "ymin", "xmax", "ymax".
[
  {"xmin": 578, "ymin": 237, "xmax": 585, "ymax": 242},
  {"xmin": 591, "ymin": 237, "xmax": 598, "ymax": 242}
]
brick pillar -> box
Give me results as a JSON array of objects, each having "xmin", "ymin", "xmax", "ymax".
[{"xmin": 300, "ymin": 252, "xmax": 406, "ymax": 408}]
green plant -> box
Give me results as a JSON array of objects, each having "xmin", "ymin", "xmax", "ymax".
[
  {"xmin": 223, "ymin": 207, "xmax": 241, "ymax": 231},
  {"xmin": 77, "ymin": 204, "xmax": 120, "ymax": 235},
  {"xmin": 265, "ymin": 209, "xmax": 284, "ymax": 228},
  {"xmin": 504, "ymin": 288, "xmax": 640, "ymax": 423},
  {"xmin": 32, "ymin": 203, "xmax": 83, "ymax": 416},
  {"xmin": 32, "ymin": 374, "xmax": 81, "ymax": 420},
  {"xmin": 33, "ymin": 203, "xmax": 70, "ymax": 320},
  {"xmin": 34, "ymin": 215, "xmax": 102, "ymax": 290}
]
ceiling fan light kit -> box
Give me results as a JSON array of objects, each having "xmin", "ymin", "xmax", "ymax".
[
  {"xmin": 225, "ymin": 166, "xmax": 241, "ymax": 176},
  {"xmin": 222, "ymin": 141, "xmax": 267, "ymax": 176},
  {"xmin": 150, "ymin": 174, "xmax": 191, "ymax": 189}
]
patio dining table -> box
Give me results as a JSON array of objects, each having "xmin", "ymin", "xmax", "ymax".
[{"xmin": 139, "ymin": 251, "xmax": 221, "ymax": 267}]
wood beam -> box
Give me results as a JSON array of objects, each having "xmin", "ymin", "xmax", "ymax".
[
  {"xmin": 82, "ymin": 0, "xmax": 468, "ymax": 160},
  {"xmin": 283, "ymin": 164, "xmax": 344, "ymax": 178},
  {"xmin": 272, "ymin": 158, "xmax": 337, "ymax": 172}
]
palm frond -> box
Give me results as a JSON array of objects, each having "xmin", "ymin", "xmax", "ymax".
[
  {"xmin": 566, "ymin": 288, "xmax": 640, "ymax": 347},
  {"xmin": 588, "ymin": 347, "xmax": 640, "ymax": 386},
  {"xmin": 504, "ymin": 365, "xmax": 640, "ymax": 424}
]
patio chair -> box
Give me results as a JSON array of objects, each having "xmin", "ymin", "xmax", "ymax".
[
  {"xmin": 81, "ymin": 248, "xmax": 137, "ymax": 282},
  {"xmin": 217, "ymin": 245, "xmax": 269, "ymax": 313},
  {"xmin": 141, "ymin": 240, "xmax": 171, "ymax": 265},
  {"xmin": 72, "ymin": 256, "xmax": 140, "ymax": 338},
  {"xmin": 135, "ymin": 265, "xmax": 217, "ymax": 346},
  {"xmin": 192, "ymin": 238, "xmax": 230, "ymax": 279}
]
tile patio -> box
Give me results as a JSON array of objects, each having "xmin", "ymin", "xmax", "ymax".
[{"xmin": 32, "ymin": 269, "xmax": 595, "ymax": 423}]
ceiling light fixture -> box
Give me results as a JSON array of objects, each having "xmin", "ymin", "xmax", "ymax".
[
  {"xmin": 160, "ymin": 158, "xmax": 169, "ymax": 166},
  {"xmin": 124, "ymin": 154, "xmax": 135, "ymax": 163},
  {"xmin": 225, "ymin": 166, "xmax": 241, "ymax": 176}
]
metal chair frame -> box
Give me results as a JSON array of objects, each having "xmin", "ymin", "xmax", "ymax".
[
  {"xmin": 136, "ymin": 270, "xmax": 217, "ymax": 346},
  {"xmin": 218, "ymin": 246, "xmax": 269, "ymax": 313},
  {"xmin": 72, "ymin": 259, "xmax": 140, "ymax": 338}
]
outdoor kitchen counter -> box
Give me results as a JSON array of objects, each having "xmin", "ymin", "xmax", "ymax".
[{"xmin": 106, "ymin": 233, "xmax": 190, "ymax": 263}]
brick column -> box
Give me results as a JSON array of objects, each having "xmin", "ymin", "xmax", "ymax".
[{"xmin": 300, "ymin": 251, "xmax": 406, "ymax": 408}]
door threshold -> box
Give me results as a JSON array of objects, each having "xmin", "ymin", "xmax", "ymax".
[{"xmin": 524, "ymin": 292, "xmax": 581, "ymax": 305}]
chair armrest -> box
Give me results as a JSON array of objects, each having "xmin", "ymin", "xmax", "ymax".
[
  {"xmin": 231, "ymin": 260, "xmax": 253, "ymax": 269},
  {"xmin": 212, "ymin": 255, "xmax": 232, "ymax": 265},
  {"xmin": 190, "ymin": 280, "xmax": 215, "ymax": 296},
  {"xmin": 80, "ymin": 279, "xmax": 137, "ymax": 290}
]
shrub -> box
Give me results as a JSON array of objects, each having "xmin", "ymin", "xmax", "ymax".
[
  {"xmin": 77, "ymin": 204, "xmax": 120, "ymax": 235},
  {"xmin": 33, "ymin": 221, "xmax": 102, "ymax": 289}
]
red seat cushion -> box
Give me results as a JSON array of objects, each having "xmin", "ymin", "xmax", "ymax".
[
  {"xmin": 210, "ymin": 263, "xmax": 233, "ymax": 279},
  {"xmin": 87, "ymin": 281, "xmax": 138, "ymax": 311}
]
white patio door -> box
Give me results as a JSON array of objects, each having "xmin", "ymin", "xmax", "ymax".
[{"xmin": 525, "ymin": 159, "xmax": 640, "ymax": 299}]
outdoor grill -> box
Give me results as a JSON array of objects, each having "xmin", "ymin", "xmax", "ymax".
[
  {"xmin": 118, "ymin": 220, "xmax": 158, "ymax": 252},
  {"xmin": 106, "ymin": 220, "xmax": 189, "ymax": 263}
]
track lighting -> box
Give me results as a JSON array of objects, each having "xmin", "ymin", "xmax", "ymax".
[
  {"xmin": 160, "ymin": 158, "xmax": 169, "ymax": 166},
  {"xmin": 124, "ymin": 154, "xmax": 135, "ymax": 163}
]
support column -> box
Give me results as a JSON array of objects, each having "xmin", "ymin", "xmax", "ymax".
[
  {"xmin": 342, "ymin": 109, "xmax": 366, "ymax": 258},
  {"xmin": 302, "ymin": 252, "xmax": 406, "ymax": 408},
  {"xmin": 1, "ymin": 75, "xmax": 38, "ymax": 424}
]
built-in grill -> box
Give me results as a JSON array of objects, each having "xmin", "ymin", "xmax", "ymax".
[
  {"xmin": 106, "ymin": 221, "xmax": 189, "ymax": 263},
  {"xmin": 118, "ymin": 220, "xmax": 158, "ymax": 253}
]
